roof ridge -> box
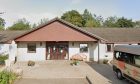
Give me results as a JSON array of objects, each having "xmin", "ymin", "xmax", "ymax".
[{"xmin": 14, "ymin": 17, "xmax": 107, "ymax": 41}]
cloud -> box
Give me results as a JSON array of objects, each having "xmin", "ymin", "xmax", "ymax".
[
  {"xmin": 0, "ymin": 0, "xmax": 60, "ymax": 27},
  {"xmin": 1, "ymin": 12, "xmax": 57, "ymax": 27},
  {"xmin": 71, "ymin": 0, "xmax": 83, "ymax": 4},
  {"xmin": 18, "ymin": 12, "xmax": 57, "ymax": 24}
]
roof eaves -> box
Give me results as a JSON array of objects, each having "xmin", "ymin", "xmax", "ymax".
[
  {"xmin": 101, "ymin": 41, "xmax": 140, "ymax": 44},
  {"xmin": 14, "ymin": 17, "xmax": 107, "ymax": 41}
]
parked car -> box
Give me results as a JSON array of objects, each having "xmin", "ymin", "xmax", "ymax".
[{"xmin": 112, "ymin": 45, "xmax": 140, "ymax": 84}]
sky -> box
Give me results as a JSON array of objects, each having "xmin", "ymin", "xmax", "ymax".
[{"xmin": 0, "ymin": 0, "xmax": 140, "ymax": 27}]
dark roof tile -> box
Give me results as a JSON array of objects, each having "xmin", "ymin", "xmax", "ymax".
[
  {"xmin": 0, "ymin": 30, "xmax": 28, "ymax": 43},
  {"xmin": 83, "ymin": 28, "xmax": 140, "ymax": 43}
]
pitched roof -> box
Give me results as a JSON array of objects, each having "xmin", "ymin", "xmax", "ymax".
[
  {"xmin": 0, "ymin": 30, "xmax": 27, "ymax": 43},
  {"xmin": 14, "ymin": 18, "xmax": 105, "ymax": 41},
  {"xmin": 114, "ymin": 45, "xmax": 140, "ymax": 55},
  {"xmin": 83, "ymin": 28, "xmax": 140, "ymax": 43},
  {"xmin": 0, "ymin": 18, "xmax": 140, "ymax": 43}
]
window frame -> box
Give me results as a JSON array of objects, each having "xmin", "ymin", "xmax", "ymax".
[
  {"xmin": 114, "ymin": 51, "xmax": 140, "ymax": 68},
  {"xmin": 106, "ymin": 44, "xmax": 113, "ymax": 52},
  {"xmin": 27, "ymin": 43, "xmax": 36, "ymax": 53},
  {"xmin": 134, "ymin": 55, "xmax": 140, "ymax": 67},
  {"xmin": 79, "ymin": 43, "xmax": 88, "ymax": 53}
]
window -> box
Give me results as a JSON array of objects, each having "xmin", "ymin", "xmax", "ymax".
[
  {"xmin": 114, "ymin": 51, "xmax": 140, "ymax": 68},
  {"xmin": 134, "ymin": 55, "xmax": 140, "ymax": 67},
  {"xmin": 106, "ymin": 44, "xmax": 113, "ymax": 52},
  {"xmin": 72, "ymin": 42, "xmax": 74, "ymax": 46},
  {"xmin": 115, "ymin": 51, "xmax": 135, "ymax": 64},
  {"xmin": 27, "ymin": 43, "xmax": 36, "ymax": 53},
  {"xmin": 0, "ymin": 46, "xmax": 2, "ymax": 50},
  {"xmin": 80, "ymin": 44, "xmax": 88, "ymax": 53},
  {"xmin": 114, "ymin": 51, "xmax": 125, "ymax": 61}
]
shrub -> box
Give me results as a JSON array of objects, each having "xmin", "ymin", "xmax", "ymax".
[
  {"xmin": 27, "ymin": 60, "xmax": 35, "ymax": 66},
  {"xmin": 0, "ymin": 71, "xmax": 17, "ymax": 84},
  {"xmin": 71, "ymin": 60, "xmax": 80, "ymax": 66},
  {"xmin": 0, "ymin": 55, "xmax": 8, "ymax": 65},
  {"xmin": 103, "ymin": 59, "xmax": 109, "ymax": 64}
]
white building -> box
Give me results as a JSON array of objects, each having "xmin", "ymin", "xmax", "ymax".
[{"xmin": 0, "ymin": 18, "xmax": 140, "ymax": 63}]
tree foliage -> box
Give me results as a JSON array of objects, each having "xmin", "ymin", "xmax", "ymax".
[
  {"xmin": 0, "ymin": 17, "xmax": 5, "ymax": 30},
  {"xmin": 103, "ymin": 16, "xmax": 118, "ymax": 27},
  {"xmin": 134, "ymin": 21, "xmax": 140, "ymax": 28},
  {"xmin": 61, "ymin": 9, "xmax": 138, "ymax": 28},
  {"xmin": 0, "ymin": 9, "xmax": 139, "ymax": 29},
  {"xmin": 82, "ymin": 9, "xmax": 101, "ymax": 27},
  {"xmin": 103, "ymin": 17, "xmax": 134, "ymax": 28},
  {"xmin": 61, "ymin": 10, "xmax": 83, "ymax": 27},
  {"xmin": 116, "ymin": 17, "xmax": 134, "ymax": 28},
  {"xmin": 38, "ymin": 18, "xmax": 48, "ymax": 25},
  {"xmin": 8, "ymin": 18, "xmax": 31, "ymax": 30},
  {"xmin": 0, "ymin": 26, "xmax": 4, "ymax": 30},
  {"xmin": 61, "ymin": 9, "xmax": 102, "ymax": 27},
  {"xmin": 31, "ymin": 18, "xmax": 48, "ymax": 29},
  {"xmin": 0, "ymin": 18, "xmax": 5, "ymax": 27}
]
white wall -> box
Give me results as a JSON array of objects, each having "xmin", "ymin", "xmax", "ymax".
[
  {"xmin": 9, "ymin": 41, "xmax": 17, "ymax": 61},
  {"xmin": 69, "ymin": 41, "xmax": 98, "ymax": 61},
  {"xmin": 0, "ymin": 41, "xmax": 17, "ymax": 62},
  {"xmin": 69, "ymin": 42, "xmax": 80, "ymax": 59},
  {"xmin": 92, "ymin": 43, "xmax": 98, "ymax": 62},
  {"xmin": 17, "ymin": 42, "xmax": 46, "ymax": 61},
  {"xmin": 17, "ymin": 41, "xmax": 98, "ymax": 61},
  {"xmin": 99, "ymin": 43, "xmax": 112, "ymax": 60},
  {"xmin": 98, "ymin": 43, "xmax": 138, "ymax": 61},
  {"xmin": 16, "ymin": 41, "xmax": 138, "ymax": 62}
]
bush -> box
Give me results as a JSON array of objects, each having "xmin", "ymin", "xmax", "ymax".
[
  {"xmin": 0, "ymin": 71, "xmax": 17, "ymax": 84},
  {"xmin": 103, "ymin": 59, "xmax": 109, "ymax": 64},
  {"xmin": 71, "ymin": 60, "xmax": 80, "ymax": 66},
  {"xmin": 27, "ymin": 60, "xmax": 35, "ymax": 66},
  {"xmin": 0, "ymin": 55, "xmax": 8, "ymax": 65}
]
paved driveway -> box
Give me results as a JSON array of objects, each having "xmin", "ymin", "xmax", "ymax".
[
  {"xmin": 87, "ymin": 63, "xmax": 131, "ymax": 84},
  {"xmin": 12, "ymin": 61, "xmax": 132, "ymax": 84},
  {"xmin": 13, "ymin": 61, "xmax": 84, "ymax": 79},
  {"xmin": 15, "ymin": 78, "xmax": 89, "ymax": 84},
  {"xmin": 13, "ymin": 61, "xmax": 89, "ymax": 84}
]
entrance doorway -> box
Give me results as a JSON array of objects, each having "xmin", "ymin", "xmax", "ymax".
[{"xmin": 46, "ymin": 42, "xmax": 68, "ymax": 60}]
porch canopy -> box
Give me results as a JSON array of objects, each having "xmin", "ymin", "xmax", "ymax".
[{"xmin": 15, "ymin": 18, "xmax": 101, "ymax": 42}]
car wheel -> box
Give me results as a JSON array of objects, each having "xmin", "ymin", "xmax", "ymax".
[{"xmin": 116, "ymin": 70, "xmax": 124, "ymax": 80}]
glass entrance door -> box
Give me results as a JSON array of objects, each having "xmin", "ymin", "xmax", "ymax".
[{"xmin": 46, "ymin": 42, "xmax": 68, "ymax": 60}]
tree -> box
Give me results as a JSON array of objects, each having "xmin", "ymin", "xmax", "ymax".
[
  {"xmin": 32, "ymin": 23, "xmax": 37, "ymax": 28},
  {"xmin": 116, "ymin": 17, "xmax": 134, "ymax": 28},
  {"xmin": 0, "ymin": 26, "xmax": 4, "ymax": 30},
  {"xmin": 61, "ymin": 10, "xmax": 83, "ymax": 27},
  {"xmin": 95, "ymin": 15, "xmax": 104, "ymax": 27},
  {"xmin": 103, "ymin": 16, "xmax": 118, "ymax": 27},
  {"xmin": 38, "ymin": 18, "xmax": 48, "ymax": 26},
  {"xmin": 134, "ymin": 21, "xmax": 140, "ymax": 28},
  {"xmin": 8, "ymin": 18, "xmax": 31, "ymax": 30},
  {"xmin": 0, "ymin": 17, "xmax": 5, "ymax": 30},
  {"xmin": 31, "ymin": 18, "xmax": 48, "ymax": 29},
  {"xmin": 82, "ymin": 9, "xmax": 101, "ymax": 27}
]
